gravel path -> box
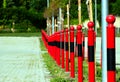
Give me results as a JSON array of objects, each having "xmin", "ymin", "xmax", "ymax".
[{"xmin": 0, "ymin": 37, "xmax": 50, "ymax": 82}]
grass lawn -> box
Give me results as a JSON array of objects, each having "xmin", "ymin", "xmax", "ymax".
[{"xmin": 0, "ymin": 32, "xmax": 41, "ymax": 37}]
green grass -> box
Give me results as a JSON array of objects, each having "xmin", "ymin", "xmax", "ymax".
[
  {"xmin": 39, "ymin": 38, "xmax": 47, "ymax": 51},
  {"xmin": 0, "ymin": 32, "xmax": 41, "ymax": 37}
]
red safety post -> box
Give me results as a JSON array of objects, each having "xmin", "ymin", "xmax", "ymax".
[
  {"xmin": 87, "ymin": 21, "xmax": 95, "ymax": 82},
  {"xmin": 61, "ymin": 30, "xmax": 65, "ymax": 68},
  {"xmin": 51, "ymin": 34, "xmax": 55, "ymax": 59},
  {"xmin": 54, "ymin": 32, "xmax": 57, "ymax": 62},
  {"xmin": 65, "ymin": 29, "xmax": 69, "ymax": 72},
  {"xmin": 70, "ymin": 26, "xmax": 75, "ymax": 78},
  {"xmin": 77, "ymin": 25, "xmax": 83, "ymax": 82},
  {"xmin": 56, "ymin": 31, "xmax": 61, "ymax": 66},
  {"xmin": 82, "ymin": 33, "xmax": 85, "ymax": 60},
  {"xmin": 106, "ymin": 15, "xmax": 116, "ymax": 82},
  {"xmin": 48, "ymin": 35, "xmax": 52, "ymax": 57}
]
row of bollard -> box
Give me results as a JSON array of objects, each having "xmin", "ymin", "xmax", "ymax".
[{"xmin": 41, "ymin": 15, "xmax": 116, "ymax": 82}]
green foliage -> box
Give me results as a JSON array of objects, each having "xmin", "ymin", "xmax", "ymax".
[{"xmin": 0, "ymin": 0, "xmax": 47, "ymax": 32}]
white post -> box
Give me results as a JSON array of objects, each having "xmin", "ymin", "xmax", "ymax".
[
  {"xmin": 47, "ymin": 0, "xmax": 49, "ymax": 35},
  {"xmin": 52, "ymin": 13, "xmax": 55, "ymax": 34},
  {"xmin": 102, "ymin": 0, "xmax": 108, "ymax": 82}
]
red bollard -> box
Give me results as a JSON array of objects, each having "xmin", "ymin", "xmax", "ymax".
[
  {"xmin": 87, "ymin": 22, "xmax": 95, "ymax": 82},
  {"xmin": 77, "ymin": 25, "xmax": 83, "ymax": 82},
  {"xmin": 61, "ymin": 30, "xmax": 65, "ymax": 69},
  {"xmin": 82, "ymin": 33, "xmax": 85, "ymax": 60},
  {"xmin": 106, "ymin": 15, "xmax": 116, "ymax": 82},
  {"xmin": 70, "ymin": 26, "xmax": 75, "ymax": 78},
  {"xmin": 65, "ymin": 29, "xmax": 69, "ymax": 72},
  {"xmin": 54, "ymin": 32, "xmax": 57, "ymax": 62},
  {"xmin": 56, "ymin": 31, "xmax": 61, "ymax": 66}
]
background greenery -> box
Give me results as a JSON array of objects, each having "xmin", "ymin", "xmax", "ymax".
[{"xmin": 0, "ymin": 0, "xmax": 119, "ymax": 32}]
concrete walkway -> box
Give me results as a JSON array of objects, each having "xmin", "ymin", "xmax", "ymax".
[{"xmin": 0, "ymin": 37, "xmax": 50, "ymax": 82}]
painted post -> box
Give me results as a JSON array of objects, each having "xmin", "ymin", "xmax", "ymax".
[
  {"xmin": 77, "ymin": 25, "xmax": 83, "ymax": 82},
  {"xmin": 65, "ymin": 29, "xmax": 69, "ymax": 72},
  {"xmin": 82, "ymin": 33, "xmax": 85, "ymax": 60},
  {"xmin": 106, "ymin": 15, "xmax": 116, "ymax": 82},
  {"xmin": 56, "ymin": 31, "xmax": 61, "ymax": 66},
  {"xmin": 61, "ymin": 30, "xmax": 65, "ymax": 68},
  {"xmin": 70, "ymin": 26, "xmax": 75, "ymax": 78},
  {"xmin": 54, "ymin": 32, "xmax": 57, "ymax": 62},
  {"xmin": 88, "ymin": 22, "xmax": 95, "ymax": 82}
]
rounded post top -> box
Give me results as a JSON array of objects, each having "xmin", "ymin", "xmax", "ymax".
[
  {"xmin": 61, "ymin": 30, "xmax": 64, "ymax": 33},
  {"xmin": 70, "ymin": 26, "xmax": 74, "ymax": 30},
  {"xmin": 87, "ymin": 21, "xmax": 94, "ymax": 29},
  {"xmin": 65, "ymin": 28, "xmax": 68, "ymax": 32},
  {"xmin": 106, "ymin": 15, "xmax": 116, "ymax": 24},
  {"xmin": 77, "ymin": 25, "xmax": 82, "ymax": 30}
]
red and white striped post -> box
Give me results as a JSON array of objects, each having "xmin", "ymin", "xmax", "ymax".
[
  {"xmin": 106, "ymin": 15, "xmax": 116, "ymax": 82},
  {"xmin": 70, "ymin": 26, "xmax": 75, "ymax": 78},
  {"xmin": 65, "ymin": 29, "xmax": 69, "ymax": 72},
  {"xmin": 77, "ymin": 25, "xmax": 83, "ymax": 82},
  {"xmin": 88, "ymin": 21, "xmax": 95, "ymax": 82}
]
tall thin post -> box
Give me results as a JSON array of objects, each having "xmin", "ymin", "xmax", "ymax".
[
  {"xmin": 95, "ymin": 0, "xmax": 97, "ymax": 35},
  {"xmin": 89, "ymin": 0, "xmax": 93, "ymax": 21},
  {"xmin": 52, "ymin": 13, "xmax": 55, "ymax": 34},
  {"xmin": 67, "ymin": 4, "xmax": 70, "ymax": 28},
  {"xmin": 102, "ymin": 0, "xmax": 108, "ymax": 82},
  {"xmin": 47, "ymin": 0, "xmax": 49, "ymax": 35},
  {"xmin": 78, "ymin": 0, "xmax": 81, "ymax": 24},
  {"xmin": 106, "ymin": 15, "xmax": 116, "ymax": 82}
]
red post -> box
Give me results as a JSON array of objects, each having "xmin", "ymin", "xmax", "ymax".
[
  {"xmin": 56, "ymin": 31, "xmax": 61, "ymax": 66},
  {"xmin": 82, "ymin": 33, "xmax": 85, "ymax": 60},
  {"xmin": 65, "ymin": 29, "xmax": 69, "ymax": 72},
  {"xmin": 87, "ymin": 22, "xmax": 95, "ymax": 82},
  {"xmin": 106, "ymin": 15, "xmax": 116, "ymax": 82},
  {"xmin": 54, "ymin": 32, "xmax": 57, "ymax": 62},
  {"xmin": 61, "ymin": 30, "xmax": 65, "ymax": 68},
  {"xmin": 77, "ymin": 25, "xmax": 83, "ymax": 82},
  {"xmin": 70, "ymin": 26, "xmax": 75, "ymax": 78},
  {"xmin": 52, "ymin": 33, "xmax": 56, "ymax": 60}
]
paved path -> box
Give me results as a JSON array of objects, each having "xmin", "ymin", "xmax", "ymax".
[{"xmin": 0, "ymin": 37, "xmax": 50, "ymax": 82}]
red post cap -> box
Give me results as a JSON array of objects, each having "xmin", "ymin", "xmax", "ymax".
[
  {"xmin": 87, "ymin": 21, "xmax": 94, "ymax": 29},
  {"xmin": 77, "ymin": 25, "xmax": 82, "ymax": 30},
  {"xmin": 65, "ymin": 28, "xmax": 68, "ymax": 32},
  {"xmin": 106, "ymin": 15, "xmax": 116, "ymax": 24},
  {"xmin": 70, "ymin": 26, "xmax": 74, "ymax": 31},
  {"xmin": 61, "ymin": 30, "xmax": 64, "ymax": 33}
]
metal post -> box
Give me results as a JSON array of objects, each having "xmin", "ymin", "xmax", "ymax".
[
  {"xmin": 77, "ymin": 25, "xmax": 83, "ymax": 82},
  {"xmin": 106, "ymin": 15, "xmax": 116, "ymax": 82},
  {"xmin": 52, "ymin": 13, "xmax": 55, "ymax": 34},
  {"xmin": 102, "ymin": 0, "xmax": 108, "ymax": 82},
  {"xmin": 47, "ymin": 0, "xmax": 49, "ymax": 35},
  {"xmin": 95, "ymin": 0, "xmax": 97, "ymax": 35},
  {"xmin": 70, "ymin": 26, "xmax": 75, "ymax": 78},
  {"xmin": 88, "ymin": 22, "xmax": 95, "ymax": 82}
]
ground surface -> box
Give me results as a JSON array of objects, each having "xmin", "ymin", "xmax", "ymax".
[{"xmin": 0, "ymin": 37, "xmax": 50, "ymax": 82}]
